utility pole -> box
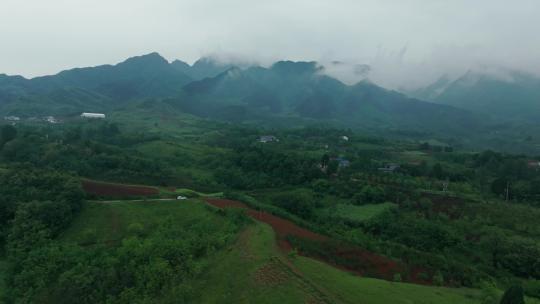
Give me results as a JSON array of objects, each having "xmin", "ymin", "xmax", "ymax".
[
  {"xmin": 505, "ymin": 181, "xmax": 510, "ymax": 202},
  {"xmin": 443, "ymin": 177, "xmax": 449, "ymax": 192}
]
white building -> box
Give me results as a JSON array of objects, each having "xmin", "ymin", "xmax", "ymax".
[
  {"xmin": 81, "ymin": 113, "xmax": 106, "ymax": 119},
  {"xmin": 4, "ymin": 116, "xmax": 20, "ymax": 121},
  {"xmin": 45, "ymin": 116, "xmax": 58, "ymax": 124},
  {"xmin": 259, "ymin": 135, "xmax": 278, "ymax": 143}
]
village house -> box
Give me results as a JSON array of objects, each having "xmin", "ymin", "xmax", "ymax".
[
  {"xmin": 378, "ymin": 163, "xmax": 400, "ymax": 173},
  {"xmin": 81, "ymin": 112, "xmax": 106, "ymax": 119},
  {"xmin": 527, "ymin": 160, "xmax": 540, "ymax": 170},
  {"xmin": 332, "ymin": 156, "xmax": 350, "ymax": 168},
  {"xmin": 259, "ymin": 135, "xmax": 278, "ymax": 143},
  {"xmin": 45, "ymin": 116, "xmax": 58, "ymax": 124},
  {"xmin": 4, "ymin": 116, "xmax": 20, "ymax": 121}
]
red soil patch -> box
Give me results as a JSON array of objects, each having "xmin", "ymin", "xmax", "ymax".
[
  {"xmin": 82, "ymin": 180, "xmax": 159, "ymax": 197},
  {"xmin": 205, "ymin": 198, "xmax": 431, "ymax": 285},
  {"xmin": 206, "ymin": 198, "xmax": 248, "ymax": 209},
  {"xmin": 333, "ymin": 246, "xmax": 404, "ymax": 279},
  {"xmin": 205, "ymin": 198, "xmax": 325, "ymax": 251}
]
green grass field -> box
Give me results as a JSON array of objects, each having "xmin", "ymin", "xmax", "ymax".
[
  {"xmin": 60, "ymin": 199, "xmax": 226, "ymax": 244},
  {"xmin": 192, "ymin": 223, "xmax": 328, "ymax": 303},
  {"xmin": 294, "ymin": 257, "xmax": 483, "ymax": 304}
]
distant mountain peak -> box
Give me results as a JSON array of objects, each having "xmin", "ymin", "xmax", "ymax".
[
  {"xmin": 271, "ymin": 60, "xmax": 322, "ymax": 75},
  {"xmin": 120, "ymin": 52, "xmax": 169, "ymax": 66},
  {"xmin": 192, "ymin": 56, "xmax": 223, "ymax": 68},
  {"xmin": 171, "ymin": 59, "xmax": 190, "ymax": 68}
]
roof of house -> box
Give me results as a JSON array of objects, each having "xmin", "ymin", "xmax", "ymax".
[
  {"xmin": 81, "ymin": 112, "xmax": 105, "ymax": 116},
  {"xmin": 378, "ymin": 163, "xmax": 400, "ymax": 172},
  {"xmin": 527, "ymin": 160, "xmax": 540, "ymax": 167},
  {"xmin": 259, "ymin": 135, "xmax": 278, "ymax": 142}
]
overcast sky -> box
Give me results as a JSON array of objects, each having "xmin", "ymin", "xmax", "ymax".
[{"xmin": 1, "ymin": 0, "xmax": 540, "ymax": 89}]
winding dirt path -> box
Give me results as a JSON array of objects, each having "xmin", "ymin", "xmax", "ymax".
[
  {"xmin": 205, "ymin": 198, "xmax": 325, "ymax": 250},
  {"xmin": 204, "ymin": 198, "xmax": 431, "ymax": 285}
]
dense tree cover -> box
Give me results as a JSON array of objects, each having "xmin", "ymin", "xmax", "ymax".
[
  {"xmin": 269, "ymin": 191, "xmax": 320, "ymax": 219},
  {"xmin": 366, "ymin": 211, "xmax": 460, "ymax": 252},
  {"xmin": 0, "ymin": 167, "xmax": 85, "ymax": 304},
  {"xmin": 1, "ymin": 120, "xmax": 540, "ymax": 301},
  {"xmin": 5, "ymin": 208, "xmax": 247, "ymax": 303},
  {"xmin": 215, "ymin": 145, "xmax": 324, "ymax": 189},
  {"xmin": 472, "ymin": 151, "xmax": 540, "ymax": 202},
  {"xmin": 0, "ymin": 123, "xmax": 172, "ymax": 184},
  {"xmin": 0, "ymin": 167, "xmax": 84, "ymax": 250},
  {"xmin": 0, "ymin": 123, "xmax": 253, "ymax": 303}
]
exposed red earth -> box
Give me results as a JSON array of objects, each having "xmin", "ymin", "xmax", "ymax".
[
  {"xmin": 205, "ymin": 198, "xmax": 325, "ymax": 250},
  {"xmin": 82, "ymin": 180, "xmax": 159, "ymax": 197},
  {"xmin": 205, "ymin": 198, "xmax": 431, "ymax": 285}
]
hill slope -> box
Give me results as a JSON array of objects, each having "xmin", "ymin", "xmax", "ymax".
[
  {"xmin": 0, "ymin": 53, "xmax": 193, "ymax": 112},
  {"xmin": 175, "ymin": 61, "xmax": 482, "ymax": 135},
  {"xmin": 0, "ymin": 54, "xmax": 481, "ymax": 136},
  {"xmin": 56, "ymin": 199, "xmax": 496, "ymax": 304},
  {"xmin": 413, "ymin": 70, "xmax": 540, "ymax": 122}
]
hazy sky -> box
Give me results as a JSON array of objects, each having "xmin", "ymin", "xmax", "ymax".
[{"xmin": 1, "ymin": 0, "xmax": 540, "ymax": 89}]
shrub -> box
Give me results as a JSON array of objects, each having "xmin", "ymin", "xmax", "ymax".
[
  {"xmin": 417, "ymin": 272, "xmax": 430, "ymax": 281},
  {"xmin": 500, "ymin": 285, "xmax": 525, "ymax": 304},
  {"xmin": 433, "ymin": 271, "xmax": 444, "ymax": 286},
  {"xmin": 80, "ymin": 229, "xmax": 97, "ymax": 244},
  {"xmin": 288, "ymin": 249, "xmax": 298, "ymax": 259},
  {"xmin": 523, "ymin": 279, "xmax": 540, "ymax": 299},
  {"xmin": 127, "ymin": 223, "xmax": 145, "ymax": 237}
]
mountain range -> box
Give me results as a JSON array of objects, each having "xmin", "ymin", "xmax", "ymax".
[
  {"xmin": 1, "ymin": 52, "xmax": 539, "ymax": 152},
  {"xmin": 411, "ymin": 69, "xmax": 540, "ymax": 122}
]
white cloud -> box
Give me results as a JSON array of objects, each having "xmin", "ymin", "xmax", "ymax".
[{"xmin": 1, "ymin": 0, "xmax": 539, "ymax": 89}]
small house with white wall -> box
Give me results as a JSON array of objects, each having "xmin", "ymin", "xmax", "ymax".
[
  {"xmin": 81, "ymin": 113, "xmax": 106, "ymax": 119},
  {"xmin": 4, "ymin": 116, "xmax": 20, "ymax": 121},
  {"xmin": 259, "ymin": 135, "xmax": 278, "ymax": 143}
]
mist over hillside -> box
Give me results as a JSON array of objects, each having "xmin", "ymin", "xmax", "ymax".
[
  {"xmin": 0, "ymin": 53, "xmax": 477, "ymax": 129},
  {"xmin": 411, "ymin": 68, "xmax": 540, "ymax": 122},
  {"xmin": 3, "ymin": 2, "xmax": 540, "ymax": 303},
  {"xmin": 1, "ymin": 52, "xmax": 539, "ymax": 154}
]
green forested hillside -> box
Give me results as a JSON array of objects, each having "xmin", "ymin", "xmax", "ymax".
[
  {"xmin": 1, "ymin": 112, "xmax": 540, "ymax": 303},
  {"xmin": 414, "ymin": 70, "xmax": 540, "ymax": 122},
  {"xmin": 2, "ymin": 53, "xmax": 539, "ymax": 153},
  {"xmin": 0, "ymin": 54, "xmax": 486, "ymax": 146}
]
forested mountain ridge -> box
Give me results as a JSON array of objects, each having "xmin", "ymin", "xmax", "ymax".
[
  {"xmin": 2, "ymin": 52, "xmax": 539, "ymax": 154},
  {"xmin": 0, "ymin": 53, "xmax": 192, "ymax": 102},
  {"xmin": 0, "ymin": 53, "xmax": 478, "ymax": 130},
  {"xmin": 176, "ymin": 62, "xmax": 481, "ymax": 135},
  {"xmin": 412, "ymin": 69, "xmax": 540, "ymax": 122}
]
